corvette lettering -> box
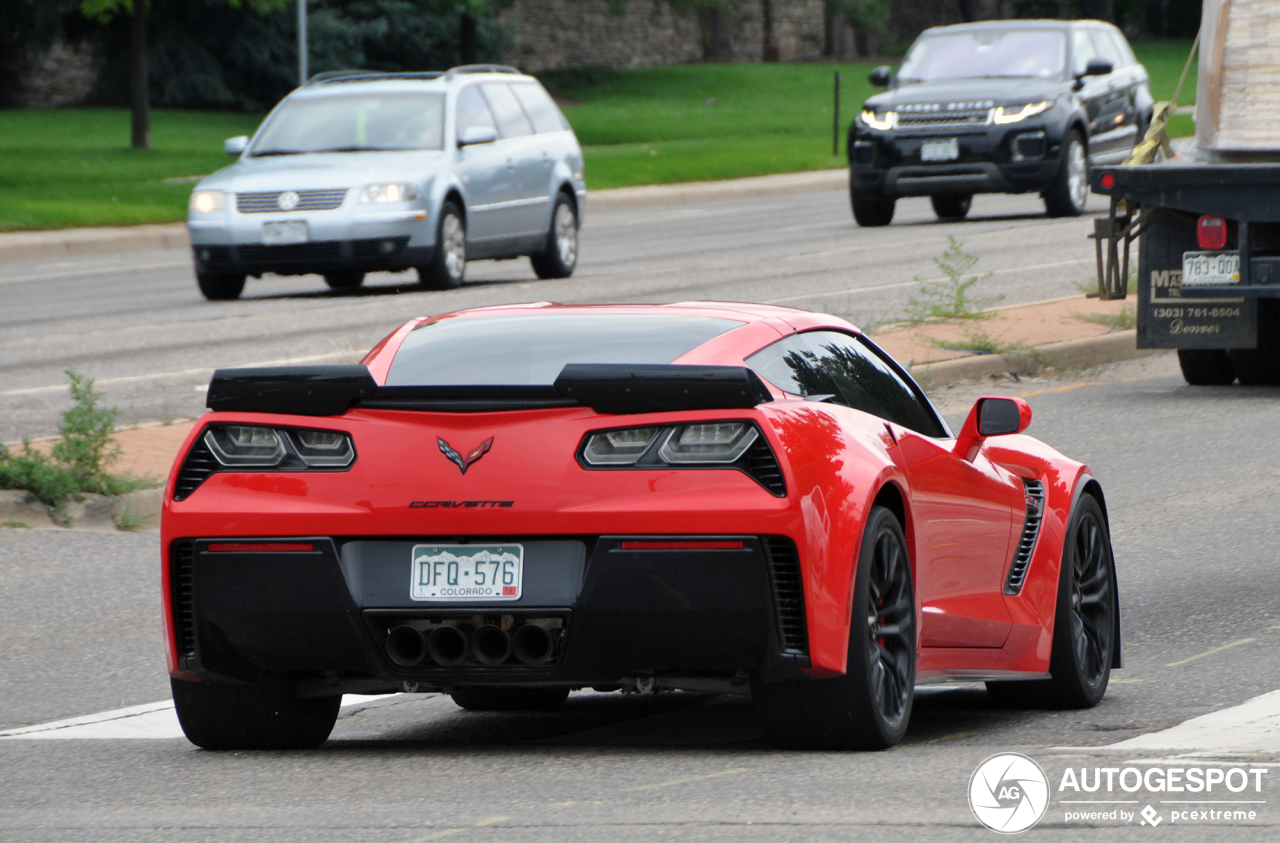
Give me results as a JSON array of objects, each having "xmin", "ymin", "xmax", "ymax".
[{"xmin": 409, "ymin": 500, "xmax": 514, "ymax": 508}]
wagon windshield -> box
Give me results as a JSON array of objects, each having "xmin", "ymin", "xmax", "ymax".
[
  {"xmin": 385, "ymin": 314, "xmax": 745, "ymax": 386},
  {"xmin": 899, "ymin": 30, "xmax": 1067, "ymax": 81},
  {"xmin": 252, "ymin": 93, "xmax": 446, "ymax": 155}
]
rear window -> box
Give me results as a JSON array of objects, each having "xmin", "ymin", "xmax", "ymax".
[{"xmin": 385, "ymin": 314, "xmax": 745, "ymax": 386}]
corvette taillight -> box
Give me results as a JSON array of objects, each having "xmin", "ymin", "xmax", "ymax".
[
  {"xmin": 177, "ymin": 423, "xmax": 356, "ymax": 501},
  {"xmin": 582, "ymin": 421, "xmax": 758, "ymax": 467}
]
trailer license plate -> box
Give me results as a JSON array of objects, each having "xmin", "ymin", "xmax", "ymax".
[
  {"xmin": 410, "ymin": 544, "xmax": 523, "ymax": 601},
  {"xmin": 262, "ymin": 220, "xmax": 309, "ymax": 246},
  {"xmin": 921, "ymin": 138, "xmax": 960, "ymax": 162},
  {"xmin": 1182, "ymin": 251, "xmax": 1240, "ymax": 286}
]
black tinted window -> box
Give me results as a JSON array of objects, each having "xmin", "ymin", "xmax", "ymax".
[
  {"xmin": 482, "ymin": 83, "xmax": 534, "ymax": 138},
  {"xmin": 747, "ymin": 331, "xmax": 946, "ymax": 437},
  {"xmin": 387, "ymin": 314, "xmax": 744, "ymax": 386},
  {"xmin": 511, "ymin": 84, "xmax": 567, "ymax": 134},
  {"xmin": 455, "ymin": 86, "xmax": 497, "ymax": 138}
]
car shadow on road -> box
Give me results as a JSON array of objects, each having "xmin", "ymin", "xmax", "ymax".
[{"xmin": 240, "ymin": 274, "xmax": 540, "ymax": 303}]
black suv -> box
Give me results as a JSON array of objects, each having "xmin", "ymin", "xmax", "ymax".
[{"xmin": 848, "ymin": 20, "xmax": 1152, "ymax": 226}]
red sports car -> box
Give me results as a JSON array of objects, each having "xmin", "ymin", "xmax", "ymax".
[{"xmin": 161, "ymin": 302, "xmax": 1120, "ymax": 750}]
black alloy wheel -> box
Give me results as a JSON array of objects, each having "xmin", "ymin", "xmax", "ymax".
[
  {"xmin": 1177, "ymin": 349, "xmax": 1235, "ymax": 385},
  {"xmin": 931, "ymin": 194, "xmax": 972, "ymax": 220},
  {"xmin": 988, "ymin": 493, "xmax": 1116, "ymax": 709},
  {"xmin": 196, "ymin": 271, "xmax": 246, "ymax": 301},
  {"xmin": 753, "ymin": 505, "xmax": 916, "ymax": 749},
  {"xmin": 1042, "ymin": 130, "xmax": 1089, "ymax": 217},
  {"xmin": 323, "ymin": 271, "xmax": 365, "ymax": 290}
]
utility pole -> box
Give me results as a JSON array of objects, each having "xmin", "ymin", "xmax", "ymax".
[
  {"xmin": 298, "ymin": 0, "xmax": 308, "ymax": 85},
  {"xmin": 130, "ymin": 0, "xmax": 150, "ymax": 149}
]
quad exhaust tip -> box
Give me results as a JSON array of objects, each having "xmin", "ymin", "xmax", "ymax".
[
  {"xmin": 472, "ymin": 624, "xmax": 513, "ymax": 665},
  {"xmin": 427, "ymin": 625, "xmax": 469, "ymax": 667},
  {"xmin": 513, "ymin": 624, "xmax": 555, "ymax": 665},
  {"xmin": 386, "ymin": 625, "xmax": 427, "ymax": 667}
]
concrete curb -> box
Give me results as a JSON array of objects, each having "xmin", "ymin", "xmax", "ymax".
[
  {"xmin": 0, "ymin": 169, "xmax": 849, "ymax": 261},
  {"xmin": 0, "ymin": 488, "xmax": 162, "ymax": 532},
  {"xmin": 911, "ymin": 329, "xmax": 1163, "ymax": 389}
]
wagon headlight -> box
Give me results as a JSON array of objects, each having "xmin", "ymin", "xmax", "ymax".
[
  {"xmin": 860, "ymin": 109, "xmax": 895, "ymax": 131},
  {"xmin": 360, "ymin": 183, "xmax": 420, "ymax": 203},
  {"xmin": 189, "ymin": 190, "xmax": 226, "ymax": 213},
  {"xmin": 993, "ymin": 101, "xmax": 1052, "ymax": 125}
]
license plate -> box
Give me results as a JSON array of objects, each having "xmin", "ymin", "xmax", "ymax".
[
  {"xmin": 1182, "ymin": 250, "xmax": 1240, "ymax": 286},
  {"xmin": 262, "ymin": 220, "xmax": 309, "ymax": 246},
  {"xmin": 410, "ymin": 544, "xmax": 523, "ymax": 602},
  {"xmin": 921, "ymin": 138, "xmax": 960, "ymax": 162}
]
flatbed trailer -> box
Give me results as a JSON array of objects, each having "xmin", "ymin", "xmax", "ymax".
[{"xmin": 1092, "ymin": 163, "xmax": 1280, "ymax": 384}]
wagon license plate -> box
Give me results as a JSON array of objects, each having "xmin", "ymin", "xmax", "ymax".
[
  {"xmin": 410, "ymin": 544, "xmax": 523, "ymax": 601},
  {"xmin": 1182, "ymin": 251, "xmax": 1240, "ymax": 286},
  {"xmin": 920, "ymin": 138, "xmax": 960, "ymax": 162},
  {"xmin": 262, "ymin": 220, "xmax": 309, "ymax": 246}
]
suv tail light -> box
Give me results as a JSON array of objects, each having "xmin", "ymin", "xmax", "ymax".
[{"xmin": 1197, "ymin": 215, "xmax": 1228, "ymax": 250}]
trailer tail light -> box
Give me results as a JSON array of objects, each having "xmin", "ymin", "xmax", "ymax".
[
  {"xmin": 1198, "ymin": 215, "xmax": 1228, "ymax": 250},
  {"xmin": 1099, "ymin": 172, "xmax": 1115, "ymax": 189}
]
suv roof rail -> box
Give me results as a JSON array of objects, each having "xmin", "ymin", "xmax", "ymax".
[
  {"xmin": 305, "ymin": 70, "xmax": 446, "ymax": 86},
  {"xmin": 444, "ymin": 64, "xmax": 523, "ymax": 79}
]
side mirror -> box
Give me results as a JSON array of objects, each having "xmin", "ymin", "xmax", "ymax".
[
  {"xmin": 224, "ymin": 135, "xmax": 249, "ymax": 156},
  {"xmin": 1084, "ymin": 57, "xmax": 1114, "ymax": 77},
  {"xmin": 458, "ymin": 126, "xmax": 498, "ymax": 147},
  {"xmin": 869, "ymin": 66, "xmax": 892, "ymax": 87},
  {"xmin": 953, "ymin": 397, "xmax": 1032, "ymax": 460}
]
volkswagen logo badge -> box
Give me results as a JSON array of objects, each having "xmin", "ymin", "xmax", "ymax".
[{"xmin": 277, "ymin": 191, "xmax": 300, "ymax": 211}]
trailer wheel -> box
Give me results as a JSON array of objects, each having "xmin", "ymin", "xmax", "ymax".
[
  {"xmin": 1229, "ymin": 302, "xmax": 1280, "ymax": 385},
  {"xmin": 1177, "ymin": 350, "xmax": 1235, "ymax": 385}
]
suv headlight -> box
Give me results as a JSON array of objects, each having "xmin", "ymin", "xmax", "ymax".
[
  {"xmin": 993, "ymin": 101, "xmax": 1052, "ymax": 125},
  {"xmin": 189, "ymin": 190, "xmax": 226, "ymax": 213},
  {"xmin": 860, "ymin": 109, "xmax": 895, "ymax": 131},
  {"xmin": 360, "ymin": 183, "xmax": 420, "ymax": 204}
]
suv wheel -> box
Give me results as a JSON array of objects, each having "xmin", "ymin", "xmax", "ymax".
[
  {"xmin": 1043, "ymin": 131, "xmax": 1089, "ymax": 217},
  {"xmin": 530, "ymin": 193, "xmax": 578, "ymax": 279},
  {"xmin": 418, "ymin": 202, "xmax": 466, "ymax": 290},
  {"xmin": 852, "ymin": 188, "xmax": 896, "ymax": 227},
  {"xmin": 196, "ymin": 271, "xmax": 246, "ymax": 301},
  {"xmin": 931, "ymin": 194, "xmax": 972, "ymax": 220}
]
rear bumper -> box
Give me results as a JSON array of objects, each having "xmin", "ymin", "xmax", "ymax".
[{"xmin": 170, "ymin": 535, "xmax": 811, "ymax": 692}]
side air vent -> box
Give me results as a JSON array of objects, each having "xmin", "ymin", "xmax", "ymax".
[
  {"xmin": 763, "ymin": 537, "xmax": 809, "ymax": 657},
  {"xmin": 171, "ymin": 541, "xmax": 197, "ymax": 667},
  {"xmin": 742, "ymin": 437, "xmax": 786, "ymax": 496},
  {"xmin": 1005, "ymin": 479, "xmax": 1046, "ymax": 595},
  {"xmin": 174, "ymin": 433, "xmax": 217, "ymax": 501}
]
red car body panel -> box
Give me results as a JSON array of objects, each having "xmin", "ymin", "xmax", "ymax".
[{"xmin": 161, "ymin": 302, "xmax": 1107, "ymax": 690}]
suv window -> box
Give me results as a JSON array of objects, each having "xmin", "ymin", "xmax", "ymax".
[
  {"xmin": 1071, "ymin": 28, "xmax": 1100, "ymax": 75},
  {"xmin": 512, "ymin": 84, "xmax": 567, "ymax": 134},
  {"xmin": 455, "ymin": 86, "xmax": 497, "ymax": 140},
  {"xmin": 482, "ymin": 83, "xmax": 534, "ymax": 138},
  {"xmin": 747, "ymin": 331, "xmax": 947, "ymax": 437},
  {"xmin": 1090, "ymin": 29, "xmax": 1124, "ymax": 67}
]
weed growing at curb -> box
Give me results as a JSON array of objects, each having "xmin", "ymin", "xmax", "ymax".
[
  {"xmin": 906, "ymin": 237, "xmax": 1004, "ymax": 323},
  {"xmin": 0, "ymin": 371, "xmax": 157, "ymax": 513},
  {"xmin": 2, "ymin": 520, "xmax": 29, "ymax": 529},
  {"xmin": 1075, "ymin": 303, "xmax": 1137, "ymax": 330}
]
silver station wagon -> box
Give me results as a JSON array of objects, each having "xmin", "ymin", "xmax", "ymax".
[{"xmin": 186, "ymin": 65, "xmax": 586, "ymax": 300}]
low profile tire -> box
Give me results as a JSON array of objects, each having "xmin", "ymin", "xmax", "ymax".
[
  {"xmin": 987, "ymin": 494, "xmax": 1117, "ymax": 709},
  {"xmin": 851, "ymin": 187, "xmax": 896, "ymax": 227},
  {"xmin": 323, "ymin": 271, "xmax": 365, "ymax": 290},
  {"xmin": 171, "ymin": 675, "xmax": 340, "ymax": 750},
  {"xmin": 931, "ymin": 193, "xmax": 972, "ymax": 220},
  {"xmin": 1178, "ymin": 349, "xmax": 1235, "ymax": 385},
  {"xmin": 530, "ymin": 193, "xmax": 578, "ymax": 279},
  {"xmin": 450, "ymin": 686, "xmax": 570, "ymax": 712},
  {"xmin": 418, "ymin": 201, "xmax": 466, "ymax": 290},
  {"xmin": 1042, "ymin": 131, "xmax": 1089, "ymax": 217},
  {"xmin": 753, "ymin": 505, "xmax": 916, "ymax": 750},
  {"xmin": 196, "ymin": 271, "xmax": 246, "ymax": 301}
]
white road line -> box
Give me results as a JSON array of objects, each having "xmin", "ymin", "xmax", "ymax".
[
  {"xmin": 1109, "ymin": 689, "xmax": 1280, "ymax": 753},
  {"xmin": 0, "ymin": 350, "xmax": 359, "ymax": 397},
  {"xmin": 0, "ymin": 693, "xmax": 398, "ymax": 741}
]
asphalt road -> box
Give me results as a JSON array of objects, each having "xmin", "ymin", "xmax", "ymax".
[
  {"xmin": 3, "ymin": 355, "xmax": 1280, "ymax": 841},
  {"xmin": 0, "ymin": 189, "xmax": 1109, "ymax": 441}
]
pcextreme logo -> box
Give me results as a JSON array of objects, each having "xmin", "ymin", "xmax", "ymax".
[{"xmin": 969, "ymin": 753, "xmax": 1051, "ymax": 833}]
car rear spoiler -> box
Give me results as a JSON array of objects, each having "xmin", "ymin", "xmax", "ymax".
[{"xmin": 207, "ymin": 364, "xmax": 772, "ymax": 416}]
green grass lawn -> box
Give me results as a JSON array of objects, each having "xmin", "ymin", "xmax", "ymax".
[{"xmin": 0, "ymin": 40, "xmax": 1201, "ymax": 231}]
